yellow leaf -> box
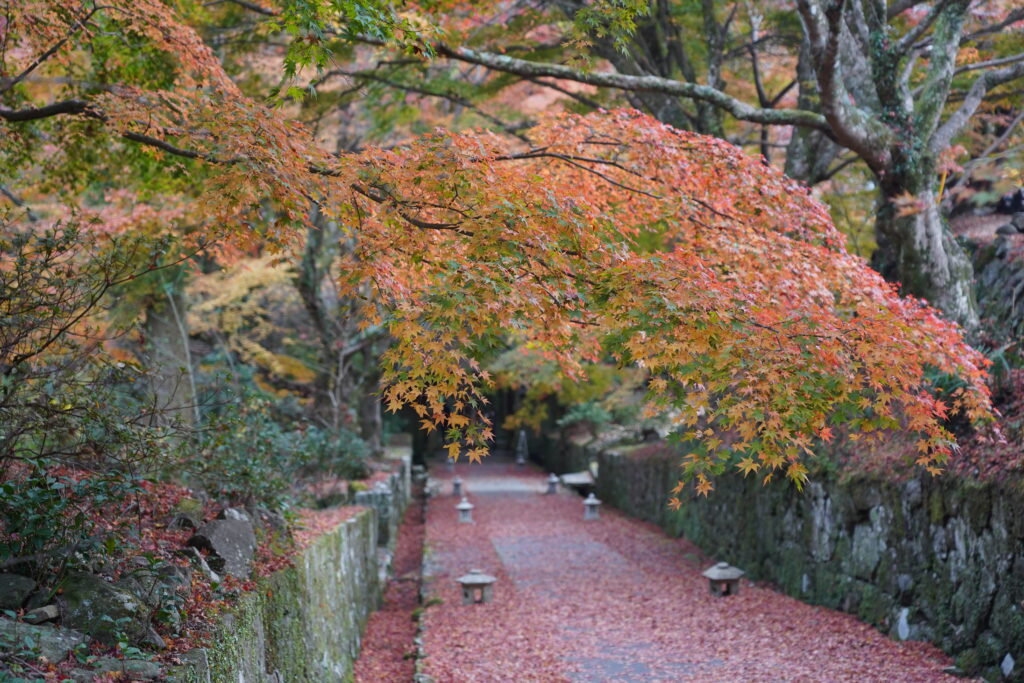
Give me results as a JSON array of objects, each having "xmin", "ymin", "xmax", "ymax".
[{"xmin": 446, "ymin": 442, "xmax": 461, "ymax": 461}]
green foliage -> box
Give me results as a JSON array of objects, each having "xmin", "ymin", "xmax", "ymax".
[
  {"xmin": 556, "ymin": 401, "xmax": 612, "ymax": 437},
  {"xmin": 101, "ymin": 615, "xmax": 150, "ymax": 660},
  {"xmin": 0, "ymin": 221, "xmax": 180, "ymax": 576},
  {"xmin": 570, "ymin": 0, "xmax": 652, "ymax": 53},
  {"xmin": 299, "ymin": 424, "xmax": 370, "ymax": 480},
  {"xmin": 0, "ymin": 473, "xmax": 140, "ymax": 573},
  {"xmin": 492, "ymin": 347, "xmax": 643, "ymax": 433},
  {"xmin": 268, "ymin": 0, "xmax": 436, "ymax": 100},
  {"xmin": 0, "ymin": 618, "xmax": 46, "ymax": 682},
  {"xmin": 186, "ymin": 393, "xmax": 370, "ymax": 507},
  {"xmin": 187, "ymin": 395, "xmax": 302, "ymax": 507}
]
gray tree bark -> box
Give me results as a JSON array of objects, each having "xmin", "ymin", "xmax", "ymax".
[{"xmin": 143, "ymin": 276, "xmax": 196, "ymax": 426}]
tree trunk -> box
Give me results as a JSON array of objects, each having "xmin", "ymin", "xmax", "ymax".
[
  {"xmin": 784, "ymin": 39, "xmax": 842, "ymax": 183},
  {"xmin": 296, "ymin": 220, "xmax": 341, "ymax": 427},
  {"xmin": 355, "ymin": 361, "xmax": 383, "ymax": 458},
  {"xmin": 872, "ymin": 183, "xmax": 978, "ymax": 329},
  {"xmin": 143, "ymin": 278, "xmax": 196, "ymax": 426}
]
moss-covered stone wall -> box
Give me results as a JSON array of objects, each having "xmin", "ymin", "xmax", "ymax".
[
  {"xmin": 537, "ymin": 436, "xmax": 1023, "ymax": 681},
  {"xmin": 171, "ymin": 454, "xmax": 410, "ymax": 682}
]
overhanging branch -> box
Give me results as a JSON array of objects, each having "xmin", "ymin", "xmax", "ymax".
[
  {"xmin": 434, "ymin": 45, "xmax": 830, "ymax": 132},
  {"xmin": 1, "ymin": 99, "xmax": 240, "ymax": 164},
  {"xmin": 931, "ymin": 61, "xmax": 1024, "ymax": 155}
]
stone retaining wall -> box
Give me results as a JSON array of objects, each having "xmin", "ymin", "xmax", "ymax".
[
  {"xmin": 172, "ymin": 453, "xmax": 411, "ymax": 682},
  {"xmin": 536, "ymin": 435, "xmax": 1023, "ymax": 681}
]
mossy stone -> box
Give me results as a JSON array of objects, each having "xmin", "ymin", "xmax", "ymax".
[{"xmin": 59, "ymin": 572, "xmax": 149, "ymax": 645}]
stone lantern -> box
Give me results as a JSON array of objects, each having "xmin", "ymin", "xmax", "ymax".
[
  {"xmin": 456, "ymin": 497, "xmax": 474, "ymax": 523},
  {"xmin": 545, "ymin": 473, "xmax": 559, "ymax": 495},
  {"xmin": 515, "ymin": 429, "xmax": 528, "ymax": 467},
  {"xmin": 456, "ymin": 569, "xmax": 496, "ymax": 605},
  {"xmin": 583, "ymin": 493, "xmax": 601, "ymax": 520},
  {"xmin": 452, "ymin": 476, "xmax": 463, "ymax": 497},
  {"xmin": 702, "ymin": 562, "xmax": 745, "ymax": 596}
]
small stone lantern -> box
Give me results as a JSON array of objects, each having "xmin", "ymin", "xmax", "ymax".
[
  {"xmin": 456, "ymin": 569, "xmax": 496, "ymax": 605},
  {"xmin": 583, "ymin": 493, "xmax": 601, "ymax": 520},
  {"xmin": 456, "ymin": 496, "xmax": 474, "ymax": 523},
  {"xmin": 515, "ymin": 429, "xmax": 528, "ymax": 467},
  {"xmin": 702, "ymin": 562, "xmax": 745, "ymax": 596},
  {"xmin": 545, "ymin": 473, "xmax": 559, "ymax": 495},
  {"xmin": 452, "ymin": 476, "xmax": 463, "ymax": 497}
]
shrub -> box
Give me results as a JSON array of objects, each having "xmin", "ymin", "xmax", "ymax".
[
  {"xmin": 185, "ymin": 395, "xmax": 300, "ymax": 508},
  {"xmin": 0, "ymin": 223, "xmax": 179, "ymax": 577}
]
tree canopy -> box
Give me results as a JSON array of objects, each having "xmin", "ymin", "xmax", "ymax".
[{"xmin": 0, "ymin": 0, "xmax": 999, "ymax": 496}]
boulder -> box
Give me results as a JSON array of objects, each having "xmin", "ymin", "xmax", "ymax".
[
  {"xmin": 180, "ymin": 546, "xmax": 221, "ymax": 584},
  {"xmin": 23, "ymin": 604, "xmax": 59, "ymax": 624},
  {"xmin": 141, "ymin": 625, "xmax": 167, "ymax": 650},
  {"xmin": 254, "ymin": 507, "xmax": 288, "ymax": 535},
  {"xmin": 71, "ymin": 656, "xmax": 163, "ymax": 681},
  {"xmin": 119, "ymin": 559, "xmax": 192, "ymax": 606},
  {"xmin": 186, "ymin": 513, "xmax": 256, "ymax": 579},
  {"xmin": 997, "ymin": 189, "xmax": 1024, "ymax": 214},
  {"xmin": 1012, "ymin": 213, "xmax": 1024, "ymax": 230},
  {"xmin": 116, "ymin": 561, "xmax": 192, "ymax": 632},
  {"xmin": 168, "ymin": 512, "xmax": 200, "ymax": 530},
  {"xmin": 59, "ymin": 572, "xmax": 149, "ymax": 645},
  {"xmin": 167, "ymin": 495, "xmax": 205, "ymax": 530},
  {"xmin": 0, "ymin": 615, "xmax": 88, "ymax": 662},
  {"xmin": 995, "ymin": 223, "xmax": 1018, "ymax": 236},
  {"xmin": 0, "ymin": 573, "xmax": 37, "ymax": 610},
  {"xmin": 219, "ymin": 507, "xmax": 251, "ymax": 523}
]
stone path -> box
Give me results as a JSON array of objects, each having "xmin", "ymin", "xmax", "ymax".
[{"xmin": 416, "ymin": 458, "xmax": 956, "ymax": 682}]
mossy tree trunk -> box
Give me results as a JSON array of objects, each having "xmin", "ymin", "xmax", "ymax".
[{"xmin": 873, "ymin": 171, "xmax": 979, "ymax": 329}]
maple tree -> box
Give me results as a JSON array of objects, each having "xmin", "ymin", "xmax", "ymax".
[
  {"xmin": 240, "ymin": 0, "xmax": 1024, "ymax": 328},
  {"xmin": 1, "ymin": 0, "xmax": 996, "ymax": 498}
]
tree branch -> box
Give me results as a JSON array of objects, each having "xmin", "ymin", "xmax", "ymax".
[
  {"xmin": 894, "ymin": 0, "xmax": 952, "ymax": 54},
  {"xmin": 349, "ymin": 183, "xmax": 474, "ymax": 235},
  {"xmin": 930, "ymin": 61, "xmax": 1024, "ymax": 156},
  {"xmin": 945, "ymin": 109, "xmax": 1024, "ymax": 200},
  {"xmin": 954, "ymin": 53, "xmax": 1024, "ymax": 76},
  {"xmin": 434, "ymin": 44, "xmax": 830, "ymax": 132},
  {"xmin": 0, "ymin": 185, "xmax": 40, "ymax": 221},
  {"xmin": 316, "ymin": 67, "xmax": 532, "ymax": 142},
  {"xmin": 524, "ymin": 76, "xmax": 602, "ymax": 110},
  {"xmin": 0, "ymin": 99, "xmax": 89, "ymax": 121},
  {"xmin": 1, "ymin": 99, "xmax": 240, "ymax": 163},
  {"xmin": 205, "ymin": 0, "xmax": 276, "ymax": 16},
  {"xmin": 887, "ymin": 0, "xmax": 929, "ymax": 20},
  {"xmin": 795, "ymin": 0, "xmax": 891, "ymax": 172},
  {"xmin": 493, "ymin": 151, "xmax": 662, "ymax": 199},
  {"xmin": 961, "ymin": 8, "xmax": 1024, "ymax": 45},
  {"xmin": 913, "ymin": 1, "xmax": 969, "ymax": 142},
  {"xmin": 0, "ymin": 3, "xmax": 100, "ymax": 95}
]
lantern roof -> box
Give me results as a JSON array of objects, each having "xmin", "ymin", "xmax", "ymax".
[
  {"xmin": 456, "ymin": 569, "xmax": 496, "ymax": 586},
  {"xmin": 702, "ymin": 562, "xmax": 745, "ymax": 581}
]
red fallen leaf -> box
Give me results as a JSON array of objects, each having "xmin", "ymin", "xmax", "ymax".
[{"xmin": 412, "ymin": 461, "xmax": 955, "ymax": 682}]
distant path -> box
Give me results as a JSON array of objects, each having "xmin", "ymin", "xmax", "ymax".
[{"xmin": 417, "ymin": 458, "xmax": 954, "ymax": 682}]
